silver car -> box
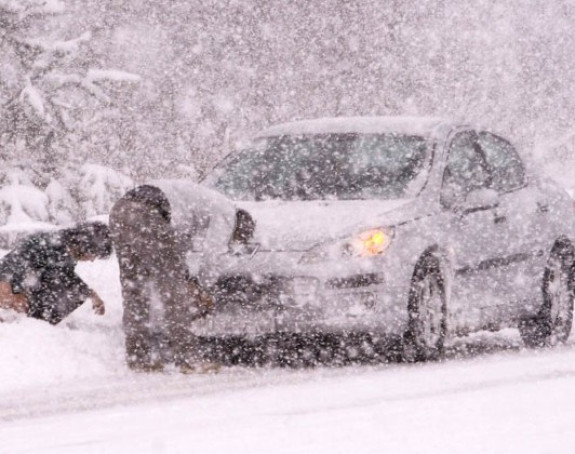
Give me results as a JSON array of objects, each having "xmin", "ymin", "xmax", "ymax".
[{"xmin": 191, "ymin": 116, "xmax": 575, "ymax": 360}]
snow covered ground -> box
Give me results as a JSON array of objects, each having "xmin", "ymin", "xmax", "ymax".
[{"xmin": 2, "ymin": 256, "xmax": 575, "ymax": 453}]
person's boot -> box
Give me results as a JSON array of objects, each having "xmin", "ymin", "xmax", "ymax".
[
  {"xmin": 172, "ymin": 341, "xmax": 221, "ymax": 374},
  {"xmin": 125, "ymin": 335, "xmax": 162, "ymax": 372},
  {"xmin": 177, "ymin": 361, "xmax": 221, "ymax": 375},
  {"xmin": 129, "ymin": 361, "xmax": 165, "ymax": 373}
]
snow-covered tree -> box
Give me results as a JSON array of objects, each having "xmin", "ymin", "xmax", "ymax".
[
  {"xmin": 0, "ymin": 0, "xmax": 139, "ymax": 178},
  {"xmin": 0, "ymin": 0, "xmax": 139, "ymax": 232},
  {"xmin": 75, "ymin": 163, "xmax": 133, "ymax": 219}
]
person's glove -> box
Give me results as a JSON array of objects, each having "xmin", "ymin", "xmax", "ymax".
[
  {"xmin": 197, "ymin": 286, "xmax": 215, "ymax": 315},
  {"xmin": 188, "ymin": 280, "xmax": 214, "ymax": 320},
  {"xmin": 90, "ymin": 291, "xmax": 106, "ymax": 316},
  {"xmin": 0, "ymin": 282, "xmax": 29, "ymax": 314}
]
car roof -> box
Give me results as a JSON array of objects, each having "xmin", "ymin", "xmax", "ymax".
[{"xmin": 256, "ymin": 116, "xmax": 449, "ymax": 138}]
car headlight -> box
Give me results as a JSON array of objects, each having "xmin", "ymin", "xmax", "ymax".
[{"xmin": 300, "ymin": 228, "xmax": 394, "ymax": 264}]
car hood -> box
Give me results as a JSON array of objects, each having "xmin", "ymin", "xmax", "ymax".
[{"xmin": 236, "ymin": 199, "xmax": 413, "ymax": 251}]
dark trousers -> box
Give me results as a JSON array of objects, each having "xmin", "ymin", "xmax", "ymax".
[{"xmin": 109, "ymin": 197, "xmax": 200, "ymax": 369}]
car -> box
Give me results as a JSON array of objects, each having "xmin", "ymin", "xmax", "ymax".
[{"xmin": 168, "ymin": 117, "xmax": 575, "ymax": 361}]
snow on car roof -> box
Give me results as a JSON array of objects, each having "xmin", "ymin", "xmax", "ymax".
[{"xmin": 256, "ymin": 116, "xmax": 447, "ymax": 138}]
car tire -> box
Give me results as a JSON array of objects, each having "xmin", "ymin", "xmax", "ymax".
[
  {"xmin": 403, "ymin": 254, "xmax": 447, "ymax": 362},
  {"xmin": 519, "ymin": 241, "xmax": 574, "ymax": 348}
]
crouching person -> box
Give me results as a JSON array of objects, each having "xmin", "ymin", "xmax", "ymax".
[
  {"xmin": 0, "ymin": 222, "xmax": 112, "ymax": 324},
  {"xmin": 109, "ymin": 184, "xmax": 221, "ymax": 373}
]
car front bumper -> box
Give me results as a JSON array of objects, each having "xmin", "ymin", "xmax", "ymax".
[{"xmin": 189, "ymin": 251, "xmax": 409, "ymax": 337}]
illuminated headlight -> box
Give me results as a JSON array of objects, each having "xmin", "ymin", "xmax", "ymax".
[{"xmin": 300, "ymin": 228, "xmax": 394, "ymax": 264}]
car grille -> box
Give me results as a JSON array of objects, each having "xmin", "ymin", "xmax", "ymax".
[
  {"xmin": 214, "ymin": 274, "xmax": 321, "ymax": 306},
  {"xmin": 325, "ymin": 273, "xmax": 384, "ymax": 290},
  {"xmin": 214, "ymin": 272, "xmax": 383, "ymax": 309}
]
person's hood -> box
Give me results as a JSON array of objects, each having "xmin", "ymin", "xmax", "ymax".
[{"xmin": 236, "ymin": 199, "xmax": 414, "ymax": 251}]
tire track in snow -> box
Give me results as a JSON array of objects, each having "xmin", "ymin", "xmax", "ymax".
[{"xmin": 0, "ymin": 367, "xmax": 355, "ymax": 422}]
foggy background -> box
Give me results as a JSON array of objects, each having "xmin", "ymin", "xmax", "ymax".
[{"xmin": 1, "ymin": 0, "xmax": 574, "ymax": 226}]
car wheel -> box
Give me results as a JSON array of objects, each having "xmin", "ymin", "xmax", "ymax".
[
  {"xmin": 520, "ymin": 241, "xmax": 574, "ymax": 348},
  {"xmin": 403, "ymin": 255, "xmax": 446, "ymax": 362}
]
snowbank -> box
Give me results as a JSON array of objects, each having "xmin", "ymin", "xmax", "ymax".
[
  {"xmin": 0, "ymin": 184, "xmax": 58, "ymax": 248},
  {"xmin": 0, "ymin": 184, "xmax": 50, "ymax": 225},
  {"xmin": 0, "ymin": 164, "xmax": 133, "ymax": 247},
  {"xmin": 0, "ymin": 254, "xmax": 127, "ymax": 392}
]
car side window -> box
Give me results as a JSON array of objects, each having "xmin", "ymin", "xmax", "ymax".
[
  {"xmin": 477, "ymin": 132, "xmax": 525, "ymax": 193},
  {"xmin": 441, "ymin": 131, "xmax": 490, "ymax": 208}
]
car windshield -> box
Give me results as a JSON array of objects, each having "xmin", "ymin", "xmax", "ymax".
[{"xmin": 205, "ymin": 133, "xmax": 431, "ymax": 201}]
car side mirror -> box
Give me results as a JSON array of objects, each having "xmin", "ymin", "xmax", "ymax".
[{"xmin": 462, "ymin": 188, "xmax": 499, "ymax": 213}]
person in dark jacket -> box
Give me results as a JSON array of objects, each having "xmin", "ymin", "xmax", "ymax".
[
  {"xmin": 111, "ymin": 183, "xmax": 257, "ymax": 373},
  {"xmin": 0, "ymin": 222, "xmax": 112, "ymax": 324},
  {"xmin": 109, "ymin": 185, "xmax": 204, "ymax": 372}
]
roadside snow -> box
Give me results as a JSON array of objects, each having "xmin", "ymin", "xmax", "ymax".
[{"xmin": 0, "ymin": 253, "xmax": 126, "ymax": 392}]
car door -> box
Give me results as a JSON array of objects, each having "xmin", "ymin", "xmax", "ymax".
[
  {"xmin": 475, "ymin": 131, "xmax": 545, "ymax": 322},
  {"xmin": 440, "ymin": 130, "xmax": 509, "ymax": 332}
]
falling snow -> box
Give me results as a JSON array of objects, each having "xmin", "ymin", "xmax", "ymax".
[{"xmin": 2, "ymin": 1, "xmax": 575, "ymax": 453}]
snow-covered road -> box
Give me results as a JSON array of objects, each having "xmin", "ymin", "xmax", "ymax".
[
  {"xmin": 2, "ymin": 257, "xmax": 575, "ymax": 453},
  {"xmin": 3, "ymin": 343, "xmax": 575, "ymax": 453}
]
